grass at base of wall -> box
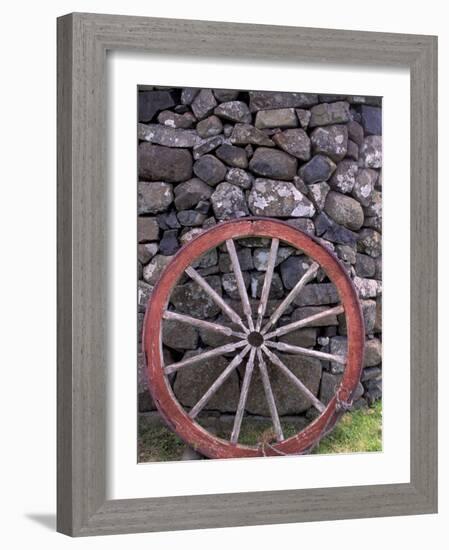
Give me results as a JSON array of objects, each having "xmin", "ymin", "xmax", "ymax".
[
  {"xmin": 138, "ymin": 400, "xmax": 382, "ymax": 462},
  {"xmin": 312, "ymin": 400, "xmax": 382, "ymax": 455}
]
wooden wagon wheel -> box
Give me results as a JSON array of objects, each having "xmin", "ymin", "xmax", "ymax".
[{"xmin": 143, "ymin": 218, "xmax": 365, "ymax": 459}]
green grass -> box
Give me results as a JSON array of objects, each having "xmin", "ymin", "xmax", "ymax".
[
  {"xmin": 313, "ymin": 400, "xmax": 382, "ymax": 455},
  {"xmin": 138, "ymin": 401, "xmax": 382, "ymax": 462}
]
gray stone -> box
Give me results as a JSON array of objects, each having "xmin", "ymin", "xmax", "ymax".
[
  {"xmin": 286, "ymin": 218, "xmax": 315, "ymax": 235},
  {"xmin": 329, "ymin": 336, "xmax": 348, "ymax": 374},
  {"xmin": 177, "ymin": 210, "xmax": 207, "ymax": 227},
  {"xmin": 309, "ymin": 101, "xmax": 351, "ymax": 127},
  {"xmin": 192, "ymin": 135, "xmax": 224, "ymax": 159},
  {"xmin": 355, "ymin": 253, "xmax": 376, "ymax": 277},
  {"xmin": 157, "ymin": 110, "xmax": 195, "ymax": 129},
  {"xmin": 174, "ymin": 178, "xmax": 213, "ymax": 210},
  {"xmin": 196, "ymin": 115, "xmax": 223, "ymax": 138},
  {"xmin": 219, "ymin": 248, "xmax": 253, "ymax": 272},
  {"xmin": 139, "ymin": 143, "xmax": 192, "ymax": 183},
  {"xmin": 138, "ymin": 216, "xmax": 159, "ymax": 242},
  {"xmin": 360, "ymin": 135, "xmax": 382, "ymax": 168},
  {"xmin": 324, "ymin": 191, "xmax": 364, "ymax": 230},
  {"xmin": 360, "ymin": 105, "xmax": 382, "ymax": 135},
  {"xmin": 138, "ymin": 123, "xmax": 201, "ymax": 148},
  {"xmin": 295, "ymin": 108, "xmax": 311, "ymax": 129},
  {"xmin": 211, "ymin": 182, "xmax": 249, "ymax": 220},
  {"xmin": 319, "ymin": 372, "xmax": 341, "ymax": 404},
  {"xmin": 230, "ymin": 123, "xmax": 275, "ymax": 147},
  {"xmin": 191, "ymin": 88, "xmax": 217, "ymax": 120},
  {"xmin": 215, "ymin": 144, "xmax": 248, "ymax": 168},
  {"xmin": 173, "ymin": 353, "xmax": 239, "ymax": 412},
  {"xmin": 249, "ymin": 147, "xmax": 298, "ymax": 180},
  {"xmin": 293, "ymin": 175, "xmax": 309, "ymax": 195},
  {"xmin": 245, "ymin": 353, "xmax": 321, "ymax": 415},
  {"xmin": 199, "ymin": 315, "xmax": 240, "ymax": 348},
  {"xmin": 310, "ymin": 124, "xmax": 348, "ymax": 162},
  {"xmin": 223, "ymin": 124, "xmax": 234, "ymax": 137},
  {"xmin": 248, "ymin": 91, "xmax": 318, "ymax": 112},
  {"xmin": 138, "ymin": 181, "xmax": 173, "ymax": 214},
  {"xmin": 137, "ymin": 352, "xmax": 150, "ymax": 396},
  {"xmin": 214, "ymin": 101, "xmax": 251, "ymax": 123},
  {"xmin": 170, "ymin": 275, "xmax": 222, "ymax": 319},
  {"xmin": 291, "ymin": 306, "xmax": 339, "ymax": 327},
  {"xmin": 346, "ymin": 140, "xmax": 359, "ymax": 161},
  {"xmin": 251, "ymin": 272, "xmax": 284, "ymax": 299},
  {"xmin": 299, "ymin": 154, "xmax": 336, "ymax": 184},
  {"xmin": 225, "ymin": 167, "xmax": 254, "ymax": 189},
  {"xmin": 357, "ymin": 228, "xmax": 382, "ymax": 257},
  {"xmin": 314, "ymin": 212, "xmax": 358, "ymax": 246},
  {"xmin": 137, "ymin": 281, "xmax": 153, "ymax": 312},
  {"xmin": 338, "ymin": 299, "xmax": 377, "ymax": 335},
  {"xmin": 138, "ymin": 242, "xmax": 158, "ymax": 264},
  {"xmin": 272, "ymin": 128, "xmax": 311, "ymax": 161},
  {"xmin": 143, "ymin": 254, "xmax": 174, "ymax": 285},
  {"xmin": 364, "ymin": 189, "xmax": 382, "ymax": 217},
  {"xmin": 361, "ymin": 366, "xmax": 382, "ymax": 382},
  {"xmin": 336, "ymin": 244, "xmax": 356, "ymax": 264},
  {"xmin": 318, "ymin": 94, "xmax": 348, "ymax": 102},
  {"xmin": 352, "ymin": 168, "xmax": 377, "ymax": 206},
  {"xmin": 329, "ymin": 160, "xmax": 358, "ymax": 193},
  {"xmin": 162, "ymin": 319, "xmax": 199, "ymax": 350},
  {"xmin": 225, "ymin": 298, "xmax": 293, "ymax": 319},
  {"xmin": 181, "ymin": 88, "xmax": 200, "ymax": 105},
  {"xmin": 279, "ymin": 327, "xmax": 318, "ymax": 348},
  {"xmin": 364, "ymin": 338, "xmax": 382, "ymax": 366},
  {"xmin": 195, "ymin": 200, "xmax": 210, "ymax": 215},
  {"xmin": 279, "ymin": 255, "xmax": 313, "ymax": 289},
  {"xmin": 222, "ymin": 271, "xmax": 250, "ymax": 299},
  {"xmin": 375, "ymin": 298, "xmax": 382, "ymax": 333},
  {"xmin": 253, "ymin": 246, "xmax": 294, "ymax": 271},
  {"xmin": 192, "ymin": 249, "xmax": 218, "ymax": 269},
  {"xmin": 157, "ymin": 210, "xmax": 180, "ymax": 230},
  {"xmin": 375, "ymin": 257, "xmax": 382, "ymax": 281},
  {"xmin": 213, "ymin": 89, "xmax": 240, "ymax": 102},
  {"xmin": 193, "ymin": 154, "xmax": 227, "ymax": 185},
  {"xmin": 179, "ymin": 227, "xmax": 205, "ymax": 245},
  {"xmin": 254, "ymin": 108, "xmax": 298, "ymax": 129},
  {"xmin": 159, "ymin": 229, "xmax": 179, "ymax": 255},
  {"xmin": 248, "ymin": 178, "xmax": 315, "ymax": 218},
  {"xmin": 353, "ymin": 276, "xmax": 381, "ymax": 299},
  {"xmin": 347, "ymin": 120, "xmax": 364, "ymax": 147},
  {"xmin": 348, "ymin": 95, "xmax": 382, "ymax": 107},
  {"xmin": 294, "ymin": 283, "xmax": 339, "ymax": 306},
  {"xmin": 364, "ymin": 216, "xmax": 382, "ymax": 232},
  {"xmin": 139, "ymin": 90, "xmax": 175, "ymax": 122}
]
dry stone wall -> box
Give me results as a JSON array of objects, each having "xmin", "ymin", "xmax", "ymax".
[{"xmin": 137, "ymin": 87, "xmax": 382, "ymax": 425}]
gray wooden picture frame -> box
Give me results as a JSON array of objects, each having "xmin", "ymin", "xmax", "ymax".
[{"xmin": 57, "ymin": 12, "xmax": 438, "ymax": 537}]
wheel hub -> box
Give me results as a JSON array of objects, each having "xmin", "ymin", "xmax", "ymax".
[{"xmin": 247, "ymin": 331, "xmax": 264, "ymax": 347}]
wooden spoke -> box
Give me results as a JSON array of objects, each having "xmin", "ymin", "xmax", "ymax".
[
  {"xmin": 257, "ymin": 349, "xmax": 284, "ymax": 442},
  {"xmin": 226, "ymin": 239, "xmax": 254, "ymax": 331},
  {"xmin": 230, "ymin": 348, "xmax": 256, "ymax": 444},
  {"xmin": 165, "ymin": 341, "xmax": 247, "ymax": 375},
  {"xmin": 255, "ymin": 238, "xmax": 279, "ymax": 331},
  {"xmin": 264, "ymin": 305, "xmax": 345, "ymax": 340},
  {"xmin": 260, "ymin": 262, "xmax": 319, "ymax": 335},
  {"xmin": 163, "ymin": 310, "xmax": 245, "ymax": 338},
  {"xmin": 185, "ymin": 266, "xmax": 249, "ymax": 333},
  {"xmin": 189, "ymin": 346, "xmax": 251, "ymax": 419},
  {"xmin": 261, "ymin": 345, "xmax": 325, "ymax": 413},
  {"xmin": 265, "ymin": 340, "xmax": 346, "ymax": 365}
]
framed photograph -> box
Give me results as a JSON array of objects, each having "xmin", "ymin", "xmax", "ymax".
[{"xmin": 57, "ymin": 12, "xmax": 437, "ymax": 536}]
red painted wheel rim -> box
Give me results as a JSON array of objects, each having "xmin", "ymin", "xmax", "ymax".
[{"xmin": 143, "ymin": 218, "xmax": 365, "ymax": 459}]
